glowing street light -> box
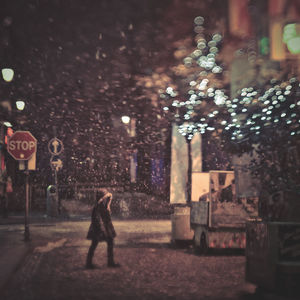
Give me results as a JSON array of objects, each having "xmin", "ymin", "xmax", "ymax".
[
  {"xmin": 3, "ymin": 121, "xmax": 12, "ymax": 127},
  {"xmin": 121, "ymin": 115, "xmax": 130, "ymax": 124},
  {"xmin": 16, "ymin": 100, "xmax": 25, "ymax": 111},
  {"xmin": 1, "ymin": 68, "xmax": 14, "ymax": 82}
]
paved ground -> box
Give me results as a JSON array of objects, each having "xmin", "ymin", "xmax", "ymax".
[{"xmin": 0, "ymin": 217, "xmax": 298, "ymax": 300}]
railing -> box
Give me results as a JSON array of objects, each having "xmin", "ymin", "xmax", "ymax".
[
  {"xmin": 11, "ymin": 183, "xmax": 171, "ymax": 218},
  {"xmin": 25, "ymin": 183, "xmax": 126, "ymax": 211}
]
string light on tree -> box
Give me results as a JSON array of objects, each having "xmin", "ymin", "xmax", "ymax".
[
  {"xmin": 221, "ymin": 77, "xmax": 300, "ymax": 149},
  {"xmin": 184, "ymin": 16, "xmax": 223, "ymax": 74},
  {"xmin": 162, "ymin": 15, "xmax": 227, "ymax": 127}
]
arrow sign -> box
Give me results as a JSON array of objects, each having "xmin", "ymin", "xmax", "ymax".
[
  {"xmin": 50, "ymin": 156, "xmax": 63, "ymax": 171},
  {"xmin": 48, "ymin": 138, "xmax": 64, "ymax": 156}
]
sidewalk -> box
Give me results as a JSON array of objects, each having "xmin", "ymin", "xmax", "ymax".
[
  {"xmin": 0, "ymin": 213, "xmax": 73, "ymax": 292},
  {"xmin": 0, "ymin": 217, "xmax": 31, "ymax": 291}
]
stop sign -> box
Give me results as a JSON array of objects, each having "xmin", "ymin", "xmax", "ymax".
[{"xmin": 7, "ymin": 131, "xmax": 37, "ymax": 160}]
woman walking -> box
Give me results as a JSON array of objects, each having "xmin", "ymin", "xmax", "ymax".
[{"xmin": 86, "ymin": 188, "xmax": 120, "ymax": 269}]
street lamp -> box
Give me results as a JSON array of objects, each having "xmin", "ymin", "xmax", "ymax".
[
  {"xmin": 3, "ymin": 121, "xmax": 12, "ymax": 127},
  {"xmin": 1, "ymin": 68, "xmax": 14, "ymax": 82},
  {"xmin": 16, "ymin": 100, "xmax": 25, "ymax": 111},
  {"xmin": 121, "ymin": 115, "xmax": 130, "ymax": 124}
]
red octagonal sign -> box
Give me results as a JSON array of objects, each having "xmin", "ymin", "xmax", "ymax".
[{"xmin": 7, "ymin": 131, "xmax": 37, "ymax": 160}]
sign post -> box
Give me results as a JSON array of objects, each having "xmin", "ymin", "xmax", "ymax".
[
  {"xmin": 48, "ymin": 138, "xmax": 64, "ymax": 214},
  {"xmin": 7, "ymin": 131, "xmax": 37, "ymax": 242}
]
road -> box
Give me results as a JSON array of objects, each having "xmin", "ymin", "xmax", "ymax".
[{"xmin": 0, "ymin": 219, "xmax": 278, "ymax": 300}]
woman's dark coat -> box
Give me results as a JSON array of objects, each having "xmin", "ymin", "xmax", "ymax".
[{"xmin": 87, "ymin": 201, "xmax": 116, "ymax": 242}]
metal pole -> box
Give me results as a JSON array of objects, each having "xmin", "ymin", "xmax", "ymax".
[
  {"xmin": 55, "ymin": 168, "xmax": 60, "ymax": 215},
  {"xmin": 24, "ymin": 170, "xmax": 30, "ymax": 241},
  {"xmin": 53, "ymin": 126, "xmax": 60, "ymax": 215}
]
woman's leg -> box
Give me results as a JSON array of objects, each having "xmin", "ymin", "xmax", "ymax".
[
  {"xmin": 86, "ymin": 239, "xmax": 98, "ymax": 268},
  {"xmin": 107, "ymin": 237, "xmax": 114, "ymax": 266},
  {"xmin": 107, "ymin": 238, "xmax": 120, "ymax": 267}
]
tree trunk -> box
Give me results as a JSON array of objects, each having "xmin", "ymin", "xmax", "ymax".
[{"xmin": 187, "ymin": 139, "xmax": 192, "ymax": 203}]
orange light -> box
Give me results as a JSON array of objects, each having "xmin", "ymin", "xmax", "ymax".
[
  {"xmin": 5, "ymin": 128, "xmax": 14, "ymax": 144},
  {"xmin": 7, "ymin": 127, "xmax": 14, "ymax": 136}
]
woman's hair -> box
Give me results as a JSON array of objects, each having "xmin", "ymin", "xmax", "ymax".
[{"xmin": 96, "ymin": 188, "xmax": 108, "ymax": 202}]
